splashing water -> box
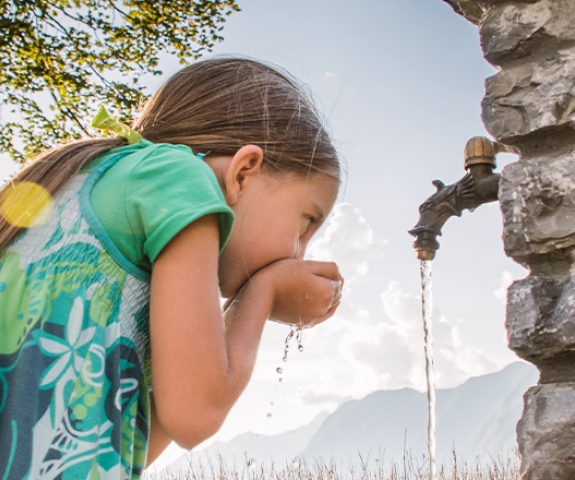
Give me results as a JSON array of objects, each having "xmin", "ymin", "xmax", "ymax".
[
  {"xmin": 282, "ymin": 325, "xmax": 296, "ymax": 362},
  {"xmin": 281, "ymin": 325, "xmax": 305, "ymax": 362},
  {"xmin": 268, "ymin": 325, "xmax": 307, "ymax": 419},
  {"xmin": 420, "ymin": 260, "xmax": 436, "ymax": 480}
]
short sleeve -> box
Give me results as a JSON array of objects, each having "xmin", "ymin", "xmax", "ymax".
[{"xmin": 90, "ymin": 143, "xmax": 235, "ymax": 273}]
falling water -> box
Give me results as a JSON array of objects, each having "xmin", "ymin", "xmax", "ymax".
[
  {"xmin": 268, "ymin": 325, "xmax": 305, "ymax": 419},
  {"xmin": 282, "ymin": 325, "xmax": 296, "ymax": 362},
  {"xmin": 420, "ymin": 260, "xmax": 436, "ymax": 480}
]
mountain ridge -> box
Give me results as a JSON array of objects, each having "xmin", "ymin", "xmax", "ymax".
[{"xmin": 151, "ymin": 362, "xmax": 538, "ymax": 475}]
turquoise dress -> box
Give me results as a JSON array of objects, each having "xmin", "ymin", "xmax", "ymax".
[{"xmin": 0, "ymin": 144, "xmax": 233, "ymax": 479}]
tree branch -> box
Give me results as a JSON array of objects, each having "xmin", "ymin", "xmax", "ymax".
[
  {"xmin": 45, "ymin": 82, "xmax": 91, "ymax": 136},
  {"xmin": 41, "ymin": 10, "xmax": 114, "ymax": 88}
]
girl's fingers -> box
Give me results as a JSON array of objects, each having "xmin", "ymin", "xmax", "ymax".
[
  {"xmin": 331, "ymin": 285, "xmax": 343, "ymax": 306},
  {"xmin": 305, "ymin": 260, "xmax": 342, "ymax": 283},
  {"xmin": 306, "ymin": 278, "xmax": 342, "ymax": 319},
  {"xmin": 313, "ymin": 300, "xmax": 341, "ymax": 325}
]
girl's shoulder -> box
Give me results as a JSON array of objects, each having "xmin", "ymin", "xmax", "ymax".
[{"xmin": 89, "ymin": 139, "xmax": 234, "ymax": 274}]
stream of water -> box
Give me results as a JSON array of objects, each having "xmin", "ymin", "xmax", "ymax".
[{"xmin": 420, "ymin": 260, "xmax": 436, "ymax": 480}]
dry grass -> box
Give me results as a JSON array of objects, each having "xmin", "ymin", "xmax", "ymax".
[{"xmin": 144, "ymin": 449, "xmax": 521, "ymax": 480}]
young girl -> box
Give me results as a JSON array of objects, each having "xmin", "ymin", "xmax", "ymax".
[{"xmin": 0, "ymin": 57, "xmax": 343, "ymax": 479}]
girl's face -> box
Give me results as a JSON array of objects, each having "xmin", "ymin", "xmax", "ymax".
[{"xmin": 206, "ymin": 146, "xmax": 338, "ymax": 298}]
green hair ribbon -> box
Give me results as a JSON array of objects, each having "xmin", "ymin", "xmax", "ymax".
[{"xmin": 91, "ymin": 106, "xmax": 143, "ymax": 145}]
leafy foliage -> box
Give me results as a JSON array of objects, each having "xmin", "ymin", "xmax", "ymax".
[{"xmin": 0, "ymin": 0, "xmax": 240, "ymax": 162}]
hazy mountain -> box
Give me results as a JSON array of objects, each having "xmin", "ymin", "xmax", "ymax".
[
  {"xmin": 149, "ymin": 410, "xmax": 330, "ymax": 477},
  {"xmin": 150, "ymin": 362, "xmax": 538, "ymax": 476},
  {"xmin": 199, "ymin": 410, "xmax": 330, "ymax": 465},
  {"xmin": 302, "ymin": 362, "xmax": 538, "ymax": 464}
]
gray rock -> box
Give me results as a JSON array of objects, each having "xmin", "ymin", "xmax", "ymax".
[
  {"xmin": 482, "ymin": 48, "xmax": 575, "ymax": 146},
  {"xmin": 442, "ymin": 0, "xmax": 539, "ymax": 25},
  {"xmin": 442, "ymin": 0, "xmax": 485, "ymax": 24},
  {"xmin": 499, "ymin": 152, "xmax": 575, "ymax": 259},
  {"xmin": 480, "ymin": 0, "xmax": 575, "ymax": 66},
  {"xmin": 440, "ymin": 0, "xmax": 575, "ymax": 475},
  {"xmin": 506, "ymin": 276, "xmax": 575, "ymax": 364},
  {"xmin": 517, "ymin": 383, "xmax": 575, "ymax": 479}
]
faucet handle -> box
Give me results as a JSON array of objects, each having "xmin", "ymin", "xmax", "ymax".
[
  {"xmin": 464, "ymin": 136, "xmax": 518, "ymax": 170},
  {"xmin": 464, "ymin": 136, "xmax": 497, "ymax": 169}
]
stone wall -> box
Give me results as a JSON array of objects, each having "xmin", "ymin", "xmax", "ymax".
[{"xmin": 443, "ymin": 1, "xmax": 575, "ymax": 478}]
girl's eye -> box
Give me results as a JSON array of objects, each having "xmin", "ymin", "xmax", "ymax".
[{"xmin": 303, "ymin": 216, "xmax": 315, "ymax": 234}]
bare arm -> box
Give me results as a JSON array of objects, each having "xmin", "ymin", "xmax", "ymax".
[
  {"xmin": 145, "ymin": 393, "xmax": 172, "ymax": 468},
  {"xmin": 150, "ymin": 214, "xmax": 273, "ymax": 449}
]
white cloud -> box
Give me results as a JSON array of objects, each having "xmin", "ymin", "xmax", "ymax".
[
  {"xmin": 296, "ymin": 280, "xmax": 497, "ymax": 402},
  {"xmin": 307, "ymin": 202, "xmax": 386, "ymax": 284},
  {"xmin": 288, "ymin": 203, "xmax": 498, "ymax": 403},
  {"xmin": 494, "ymin": 270, "xmax": 515, "ymax": 303},
  {"xmin": 324, "ymin": 71, "xmax": 337, "ymax": 79}
]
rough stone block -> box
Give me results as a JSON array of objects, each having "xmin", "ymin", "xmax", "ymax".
[
  {"xmin": 442, "ymin": 0, "xmax": 539, "ymax": 25},
  {"xmin": 517, "ymin": 383, "xmax": 575, "ymax": 479},
  {"xmin": 499, "ymin": 152, "xmax": 575, "ymax": 259},
  {"xmin": 506, "ymin": 275, "xmax": 575, "ymax": 374},
  {"xmin": 482, "ymin": 47, "xmax": 575, "ymax": 146},
  {"xmin": 480, "ymin": 0, "xmax": 575, "ymax": 66}
]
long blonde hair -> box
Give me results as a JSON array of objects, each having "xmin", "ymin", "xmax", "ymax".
[{"xmin": 0, "ymin": 57, "xmax": 340, "ymax": 250}]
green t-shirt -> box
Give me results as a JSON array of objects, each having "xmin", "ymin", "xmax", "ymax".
[{"xmin": 89, "ymin": 140, "xmax": 234, "ymax": 273}]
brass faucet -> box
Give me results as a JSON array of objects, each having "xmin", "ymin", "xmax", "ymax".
[{"xmin": 409, "ymin": 136, "xmax": 516, "ymax": 261}]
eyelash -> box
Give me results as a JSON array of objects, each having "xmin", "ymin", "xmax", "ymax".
[{"xmin": 304, "ymin": 216, "xmax": 315, "ymax": 232}]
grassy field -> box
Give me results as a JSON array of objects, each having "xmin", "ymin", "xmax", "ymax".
[{"xmin": 144, "ymin": 450, "xmax": 521, "ymax": 480}]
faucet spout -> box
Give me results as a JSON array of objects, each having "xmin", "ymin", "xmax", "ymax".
[{"xmin": 408, "ymin": 136, "xmax": 516, "ymax": 261}]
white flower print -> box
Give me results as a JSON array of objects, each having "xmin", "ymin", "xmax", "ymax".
[{"xmin": 38, "ymin": 298, "xmax": 96, "ymax": 388}]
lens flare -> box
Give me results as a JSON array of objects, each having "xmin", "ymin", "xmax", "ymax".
[{"xmin": 0, "ymin": 182, "xmax": 53, "ymax": 228}]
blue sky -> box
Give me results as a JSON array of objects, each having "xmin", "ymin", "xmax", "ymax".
[{"xmin": 0, "ymin": 0, "xmax": 530, "ymax": 468}]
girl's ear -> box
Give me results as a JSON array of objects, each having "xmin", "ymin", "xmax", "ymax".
[{"xmin": 224, "ymin": 144, "xmax": 264, "ymax": 205}]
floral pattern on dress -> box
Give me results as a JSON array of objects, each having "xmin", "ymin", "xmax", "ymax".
[{"xmin": 0, "ymin": 161, "xmax": 151, "ymax": 480}]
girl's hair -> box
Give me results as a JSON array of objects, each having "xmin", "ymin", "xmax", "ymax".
[{"xmin": 0, "ymin": 57, "xmax": 340, "ymax": 250}]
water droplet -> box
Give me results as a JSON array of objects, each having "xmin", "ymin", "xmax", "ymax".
[
  {"xmin": 276, "ymin": 367, "xmax": 283, "ymax": 374},
  {"xmin": 304, "ymin": 294, "xmax": 310, "ymax": 300},
  {"xmin": 279, "ymin": 377, "xmax": 283, "ymax": 382},
  {"xmin": 282, "ymin": 326, "xmax": 296, "ymax": 363},
  {"xmin": 296, "ymin": 326, "xmax": 304, "ymax": 353},
  {"xmin": 267, "ymin": 412, "xmax": 273, "ymax": 418}
]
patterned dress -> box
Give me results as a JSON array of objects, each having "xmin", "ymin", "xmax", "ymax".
[{"xmin": 0, "ymin": 150, "xmax": 153, "ymax": 479}]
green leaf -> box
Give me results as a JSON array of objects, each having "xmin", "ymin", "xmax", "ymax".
[{"xmin": 1, "ymin": 0, "xmax": 241, "ymax": 163}]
